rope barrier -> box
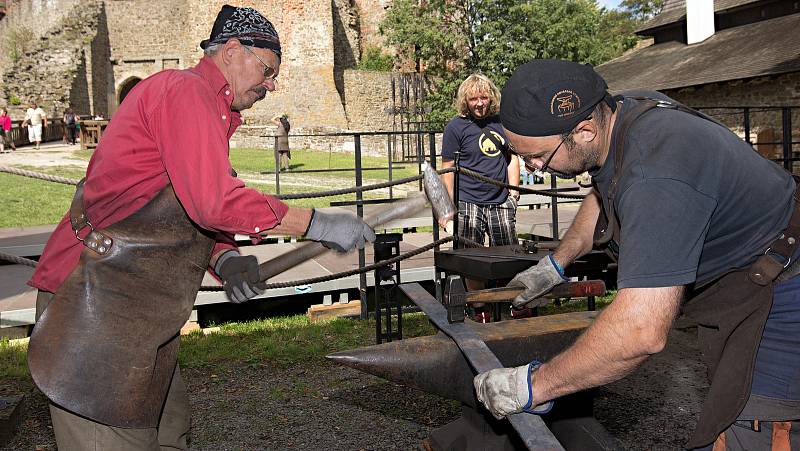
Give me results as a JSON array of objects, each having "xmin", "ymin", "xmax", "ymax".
[
  {"xmin": 0, "ymin": 165, "xmax": 80, "ymax": 186},
  {"xmin": 200, "ymin": 236, "xmax": 455, "ymax": 291},
  {"xmin": 0, "ymin": 251, "xmax": 38, "ymax": 268},
  {"xmin": 459, "ymin": 167, "xmax": 587, "ymax": 200}
]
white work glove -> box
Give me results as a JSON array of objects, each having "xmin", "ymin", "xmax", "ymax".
[
  {"xmin": 508, "ymin": 254, "xmax": 568, "ymax": 309},
  {"xmin": 473, "ymin": 361, "xmax": 553, "ymax": 420},
  {"xmin": 304, "ymin": 209, "xmax": 376, "ymax": 253}
]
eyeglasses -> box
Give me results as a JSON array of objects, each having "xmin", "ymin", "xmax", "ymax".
[
  {"xmin": 518, "ymin": 134, "xmax": 569, "ymax": 173},
  {"xmin": 244, "ymin": 46, "xmax": 278, "ymax": 83}
]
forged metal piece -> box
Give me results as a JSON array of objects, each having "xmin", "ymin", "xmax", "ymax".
[
  {"xmin": 327, "ymin": 309, "xmax": 595, "ymax": 407},
  {"xmin": 465, "ymin": 280, "xmax": 606, "ymax": 305}
]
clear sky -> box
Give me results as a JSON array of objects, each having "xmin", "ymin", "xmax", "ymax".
[{"xmin": 597, "ymin": 0, "xmax": 623, "ymax": 9}]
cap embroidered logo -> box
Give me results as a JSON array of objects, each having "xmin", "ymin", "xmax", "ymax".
[{"xmin": 550, "ymin": 90, "xmax": 581, "ymax": 118}]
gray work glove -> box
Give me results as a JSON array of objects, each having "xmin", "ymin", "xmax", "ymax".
[
  {"xmin": 473, "ymin": 361, "xmax": 554, "ymax": 420},
  {"xmin": 216, "ymin": 250, "xmax": 266, "ymax": 303},
  {"xmin": 304, "ymin": 209, "xmax": 376, "ymax": 253},
  {"xmin": 508, "ymin": 254, "xmax": 568, "ymax": 309}
]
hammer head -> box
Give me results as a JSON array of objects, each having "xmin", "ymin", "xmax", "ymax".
[
  {"xmin": 444, "ymin": 275, "xmax": 466, "ymax": 323},
  {"xmin": 421, "ymin": 161, "xmax": 455, "ymax": 230}
]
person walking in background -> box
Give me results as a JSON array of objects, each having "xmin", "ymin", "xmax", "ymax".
[
  {"xmin": 63, "ymin": 107, "xmax": 78, "ymax": 145},
  {"xmin": 441, "ymin": 73, "xmax": 520, "ymax": 323},
  {"xmin": 22, "ymin": 102, "xmax": 47, "ymax": 149},
  {"xmin": 0, "ymin": 109, "xmax": 15, "ymax": 153},
  {"xmin": 271, "ymin": 113, "xmax": 290, "ymax": 171}
]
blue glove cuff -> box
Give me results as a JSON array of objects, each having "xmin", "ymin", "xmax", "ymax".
[
  {"xmin": 548, "ymin": 254, "xmax": 568, "ymax": 281},
  {"xmin": 522, "ymin": 360, "xmax": 554, "ymax": 415}
]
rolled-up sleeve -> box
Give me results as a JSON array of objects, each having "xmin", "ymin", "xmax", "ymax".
[{"xmin": 148, "ymin": 74, "xmax": 289, "ymax": 236}]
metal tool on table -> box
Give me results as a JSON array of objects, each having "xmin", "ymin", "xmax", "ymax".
[
  {"xmin": 256, "ymin": 161, "xmax": 456, "ymax": 282},
  {"xmin": 445, "ymin": 279, "xmax": 607, "ymax": 323},
  {"xmin": 403, "ymin": 282, "xmax": 566, "ymax": 450}
]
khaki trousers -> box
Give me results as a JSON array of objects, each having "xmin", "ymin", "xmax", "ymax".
[{"xmin": 36, "ymin": 291, "xmax": 191, "ymax": 450}]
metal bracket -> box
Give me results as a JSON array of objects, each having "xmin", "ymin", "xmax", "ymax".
[{"xmin": 444, "ymin": 276, "xmax": 466, "ymax": 323}]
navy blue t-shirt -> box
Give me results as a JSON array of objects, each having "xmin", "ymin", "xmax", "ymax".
[
  {"xmin": 591, "ymin": 92, "xmax": 795, "ymax": 288},
  {"xmin": 441, "ymin": 115, "xmax": 511, "ymax": 204}
]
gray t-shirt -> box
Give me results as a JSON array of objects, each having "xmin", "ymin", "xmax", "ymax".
[{"xmin": 591, "ymin": 92, "xmax": 795, "ymax": 288}]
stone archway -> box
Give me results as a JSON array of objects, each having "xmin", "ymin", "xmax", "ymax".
[{"xmin": 117, "ymin": 77, "xmax": 142, "ymax": 105}]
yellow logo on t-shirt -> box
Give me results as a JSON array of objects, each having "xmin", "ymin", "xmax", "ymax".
[{"xmin": 479, "ymin": 131, "xmax": 506, "ymax": 157}]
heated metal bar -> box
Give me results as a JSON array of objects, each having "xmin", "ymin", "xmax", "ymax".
[{"xmin": 465, "ymin": 280, "xmax": 606, "ymax": 304}]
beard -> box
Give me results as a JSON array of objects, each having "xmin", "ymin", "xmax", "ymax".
[{"xmin": 546, "ymin": 138, "xmax": 599, "ymax": 179}]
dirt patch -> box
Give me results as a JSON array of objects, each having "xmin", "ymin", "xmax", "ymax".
[{"xmin": 2, "ymin": 326, "xmax": 708, "ymax": 451}]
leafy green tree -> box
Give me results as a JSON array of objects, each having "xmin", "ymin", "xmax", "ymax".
[
  {"xmin": 381, "ymin": 0, "xmax": 641, "ymax": 125},
  {"xmin": 619, "ymin": 0, "xmax": 665, "ymax": 22}
]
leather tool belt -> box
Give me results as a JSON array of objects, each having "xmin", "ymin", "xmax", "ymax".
[{"xmin": 28, "ymin": 182, "xmax": 215, "ymax": 428}]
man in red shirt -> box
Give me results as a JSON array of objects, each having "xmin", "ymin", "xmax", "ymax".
[{"xmin": 26, "ymin": 5, "xmax": 374, "ymax": 449}]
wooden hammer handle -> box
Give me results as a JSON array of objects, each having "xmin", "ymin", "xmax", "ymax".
[{"xmin": 465, "ymin": 280, "xmax": 606, "ymax": 304}]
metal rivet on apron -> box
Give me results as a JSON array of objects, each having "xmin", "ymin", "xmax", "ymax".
[
  {"xmin": 788, "ymin": 237, "xmax": 796, "ymax": 245},
  {"xmin": 104, "ymin": 238, "xmax": 111, "ymax": 246},
  {"xmin": 90, "ymin": 241, "xmax": 97, "ymax": 248},
  {"xmin": 98, "ymin": 247, "xmax": 106, "ymax": 253},
  {"xmin": 780, "ymin": 233, "xmax": 785, "ymax": 240}
]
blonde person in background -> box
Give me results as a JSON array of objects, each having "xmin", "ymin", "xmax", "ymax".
[
  {"xmin": 271, "ymin": 113, "xmax": 290, "ymax": 171},
  {"xmin": 22, "ymin": 102, "xmax": 47, "ymax": 149}
]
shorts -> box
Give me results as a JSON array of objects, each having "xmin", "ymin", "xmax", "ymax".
[
  {"xmin": 457, "ymin": 197, "xmax": 517, "ymax": 246},
  {"xmin": 28, "ymin": 124, "xmax": 42, "ymax": 142}
]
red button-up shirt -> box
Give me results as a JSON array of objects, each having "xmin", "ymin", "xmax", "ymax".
[{"xmin": 29, "ymin": 56, "xmax": 289, "ymax": 293}]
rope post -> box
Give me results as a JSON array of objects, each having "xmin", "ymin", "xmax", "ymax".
[
  {"xmin": 453, "ymin": 150, "xmax": 461, "ymax": 249},
  {"xmin": 782, "ymin": 107, "xmax": 792, "ymax": 172},
  {"xmin": 387, "ymin": 134, "xmax": 393, "ymax": 200},
  {"xmin": 354, "ymin": 133, "xmax": 368, "ymax": 320},
  {"xmin": 274, "ymin": 136, "xmax": 281, "ymax": 195},
  {"xmin": 429, "ymin": 131, "xmax": 443, "ymax": 302},
  {"xmin": 743, "ymin": 107, "xmax": 751, "ymax": 146},
  {"xmin": 550, "ymin": 176, "xmax": 559, "ymax": 240}
]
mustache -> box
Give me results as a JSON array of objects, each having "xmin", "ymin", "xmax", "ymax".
[{"xmin": 252, "ymin": 85, "xmax": 267, "ymax": 100}]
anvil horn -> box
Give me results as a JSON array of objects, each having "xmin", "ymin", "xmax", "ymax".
[{"xmin": 327, "ymin": 311, "xmax": 595, "ymax": 407}]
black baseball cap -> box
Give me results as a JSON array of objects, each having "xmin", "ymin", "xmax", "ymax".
[
  {"xmin": 200, "ymin": 5, "xmax": 281, "ymax": 58},
  {"xmin": 501, "ymin": 59, "xmax": 614, "ymax": 137}
]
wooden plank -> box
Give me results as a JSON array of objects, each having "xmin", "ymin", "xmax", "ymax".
[{"xmin": 307, "ymin": 300, "xmax": 362, "ymax": 322}]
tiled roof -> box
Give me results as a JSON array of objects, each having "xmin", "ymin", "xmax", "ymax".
[
  {"xmin": 598, "ymin": 13, "xmax": 800, "ymax": 91},
  {"xmin": 636, "ymin": 0, "xmax": 764, "ymax": 33}
]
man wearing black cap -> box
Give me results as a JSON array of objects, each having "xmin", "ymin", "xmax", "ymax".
[
  {"xmin": 26, "ymin": 5, "xmax": 374, "ymax": 450},
  {"xmin": 473, "ymin": 59, "xmax": 800, "ymax": 449}
]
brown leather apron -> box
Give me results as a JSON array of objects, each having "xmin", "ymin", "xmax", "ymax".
[
  {"xmin": 593, "ymin": 97, "xmax": 800, "ymax": 448},
  {"xmin": 28, "ymin": 181, "xmax": 215, "ymax": 428}
]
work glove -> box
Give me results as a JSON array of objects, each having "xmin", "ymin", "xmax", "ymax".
[
  {"xmin": 215, "ymin": 250, "xmax": 266, "ymax": 304},
  {"xmin": 473, "ymin": 361, "xmax": 554, "ymax": 420},
  {"xmin": 508, "ymin": 254, "xmax": 568, "ymax": 309},
  {"xmin": 304, "ymin": 209, "xmax": 376, "ymax": 253}
]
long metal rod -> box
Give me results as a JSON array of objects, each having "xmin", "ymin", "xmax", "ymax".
[
  {"xmin": 355, "ymin": 134, "xmax": 368, "ymax": 319},
  {"xmin": 400, "ymin": 283, "xmax": 565, "ymax": 451},
  {"xmin": 256, "ymin": 194, "xmax": 429, "ymax": 283}
]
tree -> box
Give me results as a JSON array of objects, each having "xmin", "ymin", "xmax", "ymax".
[
  {"xmin": 619, "ymin": 0, "xmax": 665, "ymax": 22},
  {"xmin": 381, "ymin": 0, "xmax": 641, "ymax": 125}
]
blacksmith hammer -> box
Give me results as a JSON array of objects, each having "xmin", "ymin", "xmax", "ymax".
[
  {"xmin": 444, "ymin": 277, "xmax": 607, "ymax": 323},
  {"xmin": 256, "ymin": 161, "xmax": 456, "ymax": 283}
]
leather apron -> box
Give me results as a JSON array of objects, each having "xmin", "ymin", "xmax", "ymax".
[
  {"xmin": 27, "ymin": 181, "xmax": 215, "ymax": 428},
  {"xmin": 593, "ymin": 98, "xmax": 800, "ymax": 448}
]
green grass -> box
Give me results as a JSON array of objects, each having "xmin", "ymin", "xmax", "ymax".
[
  {"xmin": 0, "ymin": 148, "xmax": 425, "ymax": 227},
  {"xmin": 0, "ymin": 313, "xmax": 438, "ymax": 382}
]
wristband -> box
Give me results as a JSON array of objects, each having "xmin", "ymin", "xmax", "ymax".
[
  {"xmin": 548, "ymin": 254, "xmax": 566, "ymax": 278},
  {"xmin": 522, "ymin": 360, "xmax": 554, "ymax": 415}
]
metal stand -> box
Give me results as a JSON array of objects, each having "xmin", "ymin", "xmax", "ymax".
[{"xmin": 374, "ymin": 233, "xmax": 403, "ymax": 344}]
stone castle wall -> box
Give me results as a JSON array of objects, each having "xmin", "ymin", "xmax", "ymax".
[
  {"xmin": 0, "ymin": 0, "xmax": 398, "ymax": 137},
  {"xmin": 664, "ymin": 72, "xmax": 800, "ymax": 159}
]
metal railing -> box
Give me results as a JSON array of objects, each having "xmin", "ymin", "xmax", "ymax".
[{"xmin": 695, "ymin": 106, "xmax": 800, "ymax": 173}]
